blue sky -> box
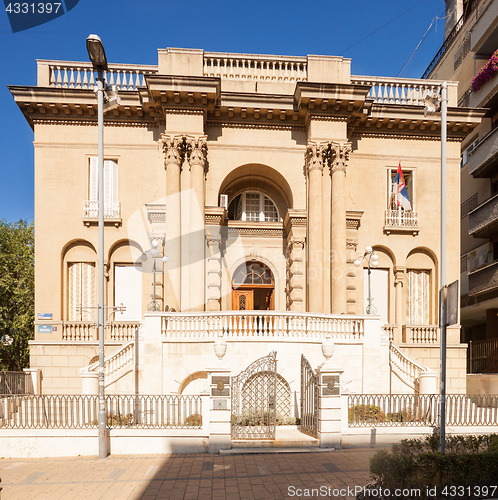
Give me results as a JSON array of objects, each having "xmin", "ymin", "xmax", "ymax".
[{"xmin": 0, "ymin": 0, "xmax": 446, "ymax": 223}]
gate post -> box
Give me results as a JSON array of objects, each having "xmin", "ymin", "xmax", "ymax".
[
  {"xmin": 316, "ymin": 366, "xmax": 344, "ymax": 448},
  {"xmin": 206, "ymin": 367, "xmax": 231, "ymax": 453}
]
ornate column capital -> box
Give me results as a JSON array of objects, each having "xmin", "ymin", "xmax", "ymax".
[
  {"xmin": 185, "ymin": 135, "xmax": 208, "ymax": 173},
  {"xmin": 306, "ymin": 140, "xmax": 329, "ymax": 175},
  {"xmin": 161, "ymin": 134, "xmax": 184, "ymax": 170},
  {"xmin": 330, "ymin": 142, "xmax": 352, "ymax": 174}
]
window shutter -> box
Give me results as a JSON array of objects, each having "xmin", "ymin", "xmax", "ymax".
[{"xmin": 89, "ymin": 157, "xmax": 98, "ymax": 202}]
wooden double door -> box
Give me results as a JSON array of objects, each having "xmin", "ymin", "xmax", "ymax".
[{"xmin": 232, "ymin": 287, "xmax": 274, "ymax": 311}]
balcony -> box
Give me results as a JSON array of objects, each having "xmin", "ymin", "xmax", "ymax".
[
  {"xmin": 468, "ymin": 193, "xmax": 498, "ymax": 237},
  {"xmin": 383, "ymin": 210, "xmax": 419, "ymax": 235},
  {"xmin": 83, "ymin": 200, "xmax": 121, "ymax": 226},
  {"xmin": 468, "ymin": 260, "xmax": 498, "ymax": 296},
  {"xmin": 468, "ymin": 127, "xmax": 498, "ymax": 177}
]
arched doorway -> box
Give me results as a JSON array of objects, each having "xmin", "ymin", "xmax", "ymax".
[{"xmin": 232, "ymin": 261, "xmax": 274, "ymax": 310}]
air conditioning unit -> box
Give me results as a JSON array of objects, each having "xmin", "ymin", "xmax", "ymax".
[{"xmin": 220, "ymin": 194, "xmax": 228, "ymax": 210}]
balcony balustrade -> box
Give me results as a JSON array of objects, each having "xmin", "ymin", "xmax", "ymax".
[
  {"xmin": 468, "ymin": 126, "xmax": 498, "ymax": 177},
  {"xmin": 384, "ymin": 210, "xmax": 419, "ymax": 235},
  {"xmin": 468, "ymin": 193, "xmax": 498, "ymax": 238},
  {"xmin": 468, "ymin": 260, "xmax": 498, "ymax": 296}
]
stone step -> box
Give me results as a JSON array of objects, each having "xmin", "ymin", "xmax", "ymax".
[
  {"xmin": 231, "ymin": 439, "xmax": 319, "ymax": 448},
  {"xmin": 221, "ymin": 446, "xmax": 333, "ymax": 455}
]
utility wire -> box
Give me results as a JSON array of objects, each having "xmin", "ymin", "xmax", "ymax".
[{"xmin": 339, "ymin": 0, "xmax": 425, "ymax": 56}]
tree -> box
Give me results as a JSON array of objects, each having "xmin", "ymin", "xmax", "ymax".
[{"xmin": 0, "ymin": 219, "xmax": 34, "ymax": 370}]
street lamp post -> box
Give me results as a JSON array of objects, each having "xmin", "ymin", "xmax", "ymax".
[
  {"xmin": 86, "ymin": 34, "xmax": 108, "ymax": 459},
  {"xmin": 424, "ymin": 82, "xmax": 448, "ymax": 453},
  {"xmin": 354, "ymin": 246, "xmax": 379, "ymax": 315}
]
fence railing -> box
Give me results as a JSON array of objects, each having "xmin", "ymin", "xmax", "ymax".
[
  {"xmin": 403, "ymin": 325, "xmax": 439, "ymax": 344},
  {"xmin": 161, "ymin": 311, "xmax": 364, "ymax": 340},
  {"xmin": 348, "ymin": 394, "xmax": 498, "ymax": 427},
  {"xmin": 468, "ymin": 338, "xmax": 498, "ymax": 373},
  {"xmin": 0, "ymin": 372, "xmax": 32, "ymax": 395},
  {"xmin": 0, "ymin": 394, "xmax": 203, "ymax": 429}
]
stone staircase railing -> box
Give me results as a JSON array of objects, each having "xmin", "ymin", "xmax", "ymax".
[
  {"xmin": 80, "ymin": 340, "xmax": 135, "ymax": 388},
  {"xmin": 389, "ymin": 342, "xmax": 429, "ymax": 390}
]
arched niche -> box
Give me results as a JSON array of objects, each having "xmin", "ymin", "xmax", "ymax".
[{"xmin": 178, "ymin": 371, "xmax": 208, "ymax": 395}]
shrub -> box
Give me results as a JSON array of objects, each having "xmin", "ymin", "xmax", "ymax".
[
  {"xmin": 185, "ymin": 413, "xmax": 202, "ymax": 427},
  {"xmin": 349, "ymin": 404, "xmax": 385, "ymax": 423},
  {"xmin": 363, "ymin": 434, "xmax": 498, "ymax": 499}
]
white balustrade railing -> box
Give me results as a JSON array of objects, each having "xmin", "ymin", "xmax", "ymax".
[
  {"xmin": 83, "ymin": 200, "xmax": 121, "ymax": 219},
  {"xmin": 161, "ymin": 311, "xmax": 364, "ymax": 340},
  {"xmin": 42, "ymin": 60, "xmax": 157, "ymax": 90},
  {"xmin": 385, "ymin": 210, "xmax": 419, "ymax": 228},
  {"xmin": 382, "ymin": 324, "xmax": 397, "ymax": 342},
  {"xmin": 203, "ymin": 53, "xmax": 307, "ymax": 82},
  {"xmin": 109, "ymin": 322, "xmax": 140, "ymax": 342},
  {"xmin": 351, "ymin": 76, "xmax": 444, "ymax": 105},
  {"xmin": 62, "ymin": 322, "xmax": 95, "ymax": 341},
  {"xmin": 404, "ymin": 325, "xmax": 439, "ymax": 344},
  {"xmin": 389, "ymin": 342, "xmax": 428, "ymax": 390},
  {"xmin": 81, "ymin": 340, "xmax": 135, "ymax": 388}
]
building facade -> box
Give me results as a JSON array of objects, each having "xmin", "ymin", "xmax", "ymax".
[
  {"xmin": 10, "ymin": 47, "xmax": 482, "ymax": 397},
  {"xmin": 425, "ymin": 0, "xmax": 498, "ymax": 383}
]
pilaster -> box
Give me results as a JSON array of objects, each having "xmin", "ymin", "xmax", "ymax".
[
  {"xmin": 206, "ymin": 367, "xmax": 232, "ymax": 453},
  {"xmin": 306, "ymin": 141, "xmax": 328, "ymax": 313},
  {"xmin": 394, "ymin": 266, "xmax": 406, "ymax": 344},
  {"xmin": 330, "ymin": 142, "xmax": 351, "ymax": 314},
  {"xmin": 162, "ymin": 135, "xmax": 184, "ymax": 311},
  {"xmin": 186, "ymin": 136, "xmax": 208, "ymax": 312}
]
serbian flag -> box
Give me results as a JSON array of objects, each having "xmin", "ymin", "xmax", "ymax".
[{"xmin": 394, "ymin": 162, "xmax": 412, "ymax": 210}]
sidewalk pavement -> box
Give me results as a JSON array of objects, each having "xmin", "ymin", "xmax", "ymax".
[{"xmin": 0, "ymin": 447, "xmax": 379, "ymax": 499}]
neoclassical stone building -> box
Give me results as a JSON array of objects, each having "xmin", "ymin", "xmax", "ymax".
[{"xmin": 10, "ymin": 47, "xmax": 483, "ymax": 397}]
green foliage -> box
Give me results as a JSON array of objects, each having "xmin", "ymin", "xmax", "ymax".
[
  {"xmin": 349, "ymin": 404, "xmax": 385, "ymax": 422},
  {"xmin": 0, "ymin": 220, "xmax": 34, "ymax": 371},
  {"xmin": 232, "ymin": 410, "xmax": 300, "ymax": 426},
  {"xmin": 185, "ymin": 413, "xmax": 202, "ymax": 427},
  {"xmin": 367, "ymin": 434, "xmax": 498, "ymax": 498}
]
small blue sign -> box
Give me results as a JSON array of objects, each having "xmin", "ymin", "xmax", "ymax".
[
  {"xmin": 37, "ymin": 313, "xmax": 53, "ymax": 320},
  {"xmin": 38, "ymin": 325, "xmax": 53, "ymax": 334},
  {"xmin": 4, "ymin": 0, "xmax": 79, "ymax": 33}
]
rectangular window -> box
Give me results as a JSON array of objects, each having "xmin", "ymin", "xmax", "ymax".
[
  {"xmin": 406, "ymin": 269, "xmax": 430, "ymax": 325},
  {"xmin": 68, "ymin": 262, "xmax": 95, "ymax": 321},
  {"xmin": 388, "ymin": 168, "xmax": 413, "ymax": 210},
  {"xmin": 88, "ymin": 158, "xmax": 119, "ymax": 217},
  {"xmin": 244, "ymin": 193, "xmax": 260, "ymax": 221}
]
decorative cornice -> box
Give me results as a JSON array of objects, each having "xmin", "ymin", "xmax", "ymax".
[
  {"xmin": 227, "ymin": 226, "xmax": 284, "ymax": 238},
  {"xmin": 204, "ymin": 120, "xmax": 306, "ymax": 131},
  {"xmin": 346, "ymin": 211, "xmax": 363, "ymax": 230},
  {"xmin": 162, "ymin": 106, "xmax": 205, "ymax": 116}
]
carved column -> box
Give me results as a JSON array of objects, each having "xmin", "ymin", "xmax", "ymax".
[
  {"xmin": 162, "ymin": 135, "xmax": 184, "ymax": 311},
  {"xmin": 306, "ymin": 141, "xmax": 327, "ymax": 313},
  {"xmin": 394, "ymin": 266, "xmax": 405, "ymax": 344},
  {"xmin": 330, "ymin": 142, "xmax": 351, "ymax": 315},
  {"xmin": 186, "ymin": 136, "xmax": 208, "ymax": 311}
]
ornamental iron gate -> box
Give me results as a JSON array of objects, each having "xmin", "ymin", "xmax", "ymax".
[
  {"xmin": 300, "ymin": 354, "xmax": 319, "ymax": 437},
  {"xmin": 231, "ymin": 351, "xmax": 277, "ymax": 440}
]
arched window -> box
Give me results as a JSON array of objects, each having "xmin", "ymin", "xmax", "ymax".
[
  {"xmin": 228, "ymin": 191, "xmax": 279, "ymax": 222},
  {"xmin": 232, "ymin": 262, "xmax": 274, "ymax": 286}
]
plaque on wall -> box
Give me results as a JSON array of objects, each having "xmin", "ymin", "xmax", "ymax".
[
  {"xmin": 211, "ymin": 387, "xmax": 230, "ymax": 397},
  {"xmin": 322, "ymin": 375, "xmax": 340, "ymax": 396},
  {"xmin": 212, "ymin": 376, "xmax": 230, "ymax": 385},
  {"xmin": 213, "ymin": 399, "xmax": 227, "ymax": 410}
]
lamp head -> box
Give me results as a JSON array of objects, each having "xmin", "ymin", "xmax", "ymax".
[
  {"xmin": 151, "ymin": 239, "xmax": 159, "ymax": 248},
  {"xmin": 365, "ymin": 246, "xmax": 373, "ymax": 254},
  {"xmin": 354, "ymin": 259, "xmax": 361, "ymax": 267},
  {"xmin": 86, "ymin": 34, "xmax": 108, "ymax": 71},
  {"xmin": 371, "ymin": 253, "xmax": 379, "ymax": 262},
  {"xmin": 162, "ymin": 255, "xmax": 169, "ymax": 263}
]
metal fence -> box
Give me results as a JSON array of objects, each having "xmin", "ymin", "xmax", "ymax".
[
  {"xmin": 349, "ymin": 394, "xmax": 498, "ymax": 427},
  {"xmin": 468, "ymin": 338, "xmax": 498, "ymax": 373},
  {"xmin": 0, "ymin": 394, "xmax": 203, "ymax": 429},
  {"xmin": 0, "ymin": 371, "xmax": 32, "ymax": 395}
]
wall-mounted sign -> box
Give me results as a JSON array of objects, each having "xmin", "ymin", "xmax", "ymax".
[
  {"xmin": 37, "ymin": 313, "xmax": 53, "ymax": 320},
  {"xmin": 37, "ymin": 325, "xmax": 53, "ymax": 334}
]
